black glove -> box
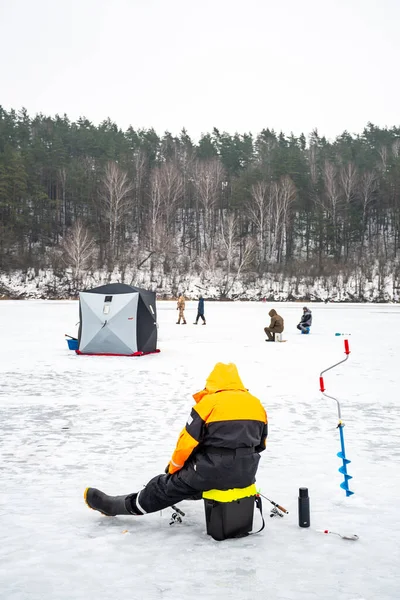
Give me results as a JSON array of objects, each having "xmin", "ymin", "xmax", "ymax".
[{"xmin": 164, "ymin": 464, "xmax": 170, "ymax": 474}]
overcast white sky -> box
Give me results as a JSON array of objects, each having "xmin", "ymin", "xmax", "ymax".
[{"xmin": 0, "ymin": 0, "xmax": 399, "ymax": 141}]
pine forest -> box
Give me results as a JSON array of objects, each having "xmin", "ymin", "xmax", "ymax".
[{"xmin": 1, "ymin": 106, "xmax": 400, "ymax": 300}]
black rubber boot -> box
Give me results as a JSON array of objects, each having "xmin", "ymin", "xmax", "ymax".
[{"xmin": 84, "ymin": 487, "xmax": 136, "ymax": 516}]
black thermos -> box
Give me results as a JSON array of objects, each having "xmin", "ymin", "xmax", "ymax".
[{"xmin": 298, "ymin": 487, "xmax": 310, "ymax": 527}]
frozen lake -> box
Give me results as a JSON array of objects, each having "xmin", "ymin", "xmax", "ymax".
[{"xmin": 1, "ymin": 300, "xmax": 400, "ymax": 600}]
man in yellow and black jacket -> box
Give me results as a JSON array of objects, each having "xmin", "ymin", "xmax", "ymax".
[{"xmin": 84, "ymin": 363, "xmax": 268, "ymax": 516}]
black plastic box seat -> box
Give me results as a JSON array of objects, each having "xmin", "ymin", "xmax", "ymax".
[{"xmin": 204, "ymin": 496, "xmax": 255, "ymax": 541}]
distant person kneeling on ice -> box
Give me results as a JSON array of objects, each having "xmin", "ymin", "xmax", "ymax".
[
  {"xmin": 84, "ymin": 363, "xmax": 268, "ymax": 517},
  {"xmin": 264, "ymin": 309, "xmax": 284, "ymax": 342},
  {"xmin": 297, "ymin": 306, "xmax": 312, "ymax": 333}
]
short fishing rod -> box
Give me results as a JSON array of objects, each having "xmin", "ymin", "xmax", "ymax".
[{"xmin": 257, "ymin": 492, "xmax": 289, "ymax": 517}]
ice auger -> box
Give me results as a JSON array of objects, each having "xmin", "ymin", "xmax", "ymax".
[{"xmin": 319, "ymin": 339, "xmax": 354, "ymax": 497}]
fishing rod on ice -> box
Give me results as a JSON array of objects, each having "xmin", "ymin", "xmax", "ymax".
[
  {"xmin": 257, "ymin": 492, "xmax": 289, "ymax": 518},
  {"xmin": 168, "ymin": 494, "xmax": 288, "ymax": 524},
  {"xmin": 169, "ymin": 504, "xmax": 185, "ymax": 525},
  {"xmin": 167, "ymin": 498, "xmax": 358, "ymax": 541}
]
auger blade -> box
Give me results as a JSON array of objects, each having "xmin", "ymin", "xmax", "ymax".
[
  {"xmin": 340, "ymin": 481, "xmax": 354, "ymax": 495},
  {"xmin": 338, "ymin": 467, "xmax": 353, "ymax": 477},
  {"xmin": 337, "ymin": 451, "xmax": 354, "ymax": 496},
  {"xmin": 337, "ymin": 452, "xmax": 351, "ymax": 463}
]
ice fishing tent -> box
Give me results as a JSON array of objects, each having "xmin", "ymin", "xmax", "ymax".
[{"xmin": 77, "ymin": 283, "xmax": 158, "ymax": 356}]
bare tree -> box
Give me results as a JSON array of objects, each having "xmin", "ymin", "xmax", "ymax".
[
  {"xmin": 158, "ymin": 161, "xmax": 183, "ymax": 234},
  {"xmin": 392, "ymin": 139, "xmax": 400, "ymax": 158},
  {"xmin": 340, "ymin": 162, "xmax": 358, "ymax": 258},
  {"xmin": 359, "ymin": 171, "xmax": 377, "ymax": 255},
  {"xmin": 308, "ymin": 144, "xmax": 321, "ymax": 261},
  {"xmin": 247, "ymin": 180, "xmax": 269, "ymax": 264},
  {"xmin": 378, "ymin": 145, "xmax": 388, "ymax": 172},
  {"xmin": 179, "ymin": 144, "xmax": 195, "ymax": 252},
  {"xmin": 101, "ymin": 162, "xmax": 134, "ymax": 265},
  {"xmin": 63, "ymin": 220, "xmax": 95, "ymax": 286},
  {"xmin": 340, "ymin": 163, "xmax": 358, "ymax": 204},
  {"xmin": 278, "ymin": 175, "xmax": 296, "ymax": 260},
  {"xmin": 389, "ymin": 150, "xmax": 400, "ymax": 257},
  {"xmin": 57, "ymin": 167, "xmax": 67, "ymax": 238},
  {"xmin": 323, "ymin": 161, "xmax": 342, "ymax": 258},
  {"xmin": 219, "ymin": 214, "xmax": 256, "ymax": 297},
  {"xmin": 309, "ymin": 145, "xmax": 318, "ymax": 186},
  {"xmin": 146, "ymin": 164, "xmax": 181, "ymax": 262},
  {"xmin": 220, "ymin": 213, "xmax": 236, "ymax": 285},
  {"xmin": 132, "ymin": 149, "xmax": 146, "ymax": 238},
  {"xmin": 148, "ymin": 167, "xmax": 164, "ymax": 251},
  {"xmin": 269, "ymin": 176, "xmax": 296, "ymax": 262},
  {"xmin": 192, "ymin": 158, "xmax": 224, "ymax": 252}
]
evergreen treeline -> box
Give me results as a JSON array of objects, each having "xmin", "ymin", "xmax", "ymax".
[{"xmin": 1, "ymin": 106, "xmax": 400, "ymax": 293}]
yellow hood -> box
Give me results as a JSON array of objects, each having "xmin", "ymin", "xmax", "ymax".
[{"xmin": 193, "ymin": 362, "xmax": 246, "ymax": 402}]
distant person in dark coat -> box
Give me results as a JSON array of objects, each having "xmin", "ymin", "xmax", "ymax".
[
  {"xmin": 264, "ymin": 309, "xmax": 284, "ymax": 341},
  {"xmin": 297, "ymin": 307, "xmax": 312, "ymax": 333},
  {"xmin": 194, "ymin": 295, "xmax": 206, "ymax": 325}
]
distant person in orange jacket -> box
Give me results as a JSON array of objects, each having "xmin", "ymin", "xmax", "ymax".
[
  {"xmin": 176, "ymin": 294, "xmax": 187, "ymax": 324},
  {"xmin": 84, "ymin": 363, "xmax": 268, "ymax": 517}
]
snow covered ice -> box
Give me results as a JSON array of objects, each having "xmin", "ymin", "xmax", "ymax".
[{"xmin": 1, "ymin": 300, "xmax": 400, "ymax": 600}]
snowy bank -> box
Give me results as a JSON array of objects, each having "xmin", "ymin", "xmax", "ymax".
[{"xmin": 0, "ymin": 267, "xmax": 399, "ymax": 302}]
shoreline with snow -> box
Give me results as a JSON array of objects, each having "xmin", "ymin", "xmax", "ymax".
[{"xmin": 0, "ymin": 267, "xmax": 399, "ymax": 303}]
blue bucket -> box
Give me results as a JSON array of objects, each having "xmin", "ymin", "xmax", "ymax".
[{"xmin": 67, "ymin": 338, "xmax": 79, "ymax": 350}]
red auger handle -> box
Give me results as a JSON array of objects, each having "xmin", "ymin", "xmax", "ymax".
[
  {"xmin": 344, "ymin": 339, "xmax": 350, "ymax": 355},
  {"xmin": 319, "ymin": 376, "xmax": 325, "ymax": 392}
]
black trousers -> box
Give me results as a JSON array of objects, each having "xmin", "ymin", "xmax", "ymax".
[
  {"xmin": 131, "ymin": 472, "xmax": 202, "ymax": 514},
  {"xmin": 130, "ymin": 450, "xmax": 259, "ymax": 514},
  {"xmin": 195, "ymin": 312, "xmax": 206, "ymax": 323}
]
